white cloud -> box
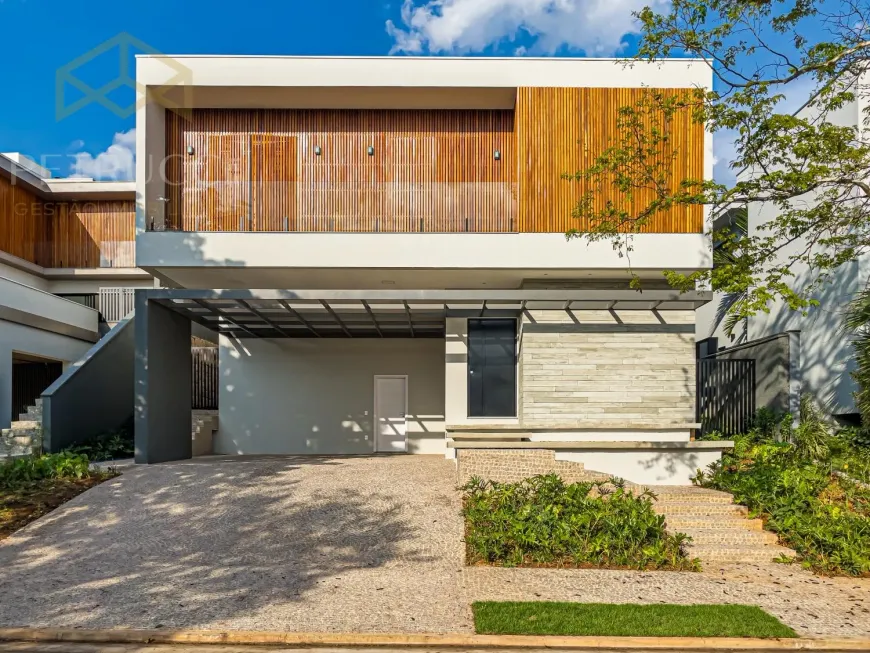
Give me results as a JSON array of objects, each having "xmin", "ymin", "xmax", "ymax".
[
  {"xmin": 70, "ymin": 129, "xmax": 135, "ymax": 180},
  {"xmin": 385, "ymin": 0, "xmax": 667, "ymax": 55}
]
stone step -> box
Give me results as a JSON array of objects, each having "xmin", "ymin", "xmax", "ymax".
[
  {"xmin": 18, "ymin": 411, "xmax": 40, "ymax": 421},
  {"xmin": 653, "ymin": 494, "xmax": 735, "ymax": 505},
  {"xmin": 641, "ymin": 486, "xmax": 734, "ymax": 498},
  {"xmin": 10, "ymin": 420, "xmax": 40, "ymax": 431},
  {"xmin": 665, "ymin": 515, "xmax": 764, "ymax": 531},
  {"xmin": 679, "ymin": 528, "xmax": 780, "ymax": 546},
  {"xmin": 654, "ymin": 501, "xmax": 748, "ymax": 516},
  {"xmin": 0, "ymin": 441, "xmax": 33, "ymax": 456},
  {"xmin": 689, "ymin": 543, "xmax": 796, "ymax": 564}
]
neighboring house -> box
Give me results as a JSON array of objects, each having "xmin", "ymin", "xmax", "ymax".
[
  {"xmin": 129, "ymin": 55, "xmax": 722, "ymax": 484},
  {"xmin": 696, "ymin": 80, "xmax": 869, "ymax": 421},
  {"xmin": 0, "ymin": 152, "xmax": 153, "ymax": 430}
]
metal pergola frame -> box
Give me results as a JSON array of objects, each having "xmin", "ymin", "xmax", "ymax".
[{"xmin": 141, "ymin": 288, "xmax": 711, "ymax": 339}]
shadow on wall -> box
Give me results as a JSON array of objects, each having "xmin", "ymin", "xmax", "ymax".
[
  {"xmin": 0, "ymin": 457, "xmax": 434, "ymax": 629},
  {"xmin": 751, "ymin": 261, "xmax": 863, "ymax": 417}
]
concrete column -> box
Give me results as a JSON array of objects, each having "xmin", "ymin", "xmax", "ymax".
[{"xmin": 134, "ymin": 293, "xmax": 191, "ymax": 463}]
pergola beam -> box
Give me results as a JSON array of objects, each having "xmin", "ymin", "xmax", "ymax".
[
  {"xmin": 238, "ymin": 300, "xmax": 295, "ymax": 338},
  {"xmin": 402, "ymin": 301, "xmax": 415, "ymax": 337},
  {"xmin": 190, "ymin": 299, "xmax": 260, "ymax": 338},
  {"xmin": 320, "ymin": 300, "xmax": 353, "ymax": 337},
  {"xmin": 277, "ymin": 300, "xmax": 321, "ymax": 337},
  {"xmin": 361, "ymin": 300, "xmax": 384, "ymax": 337}
]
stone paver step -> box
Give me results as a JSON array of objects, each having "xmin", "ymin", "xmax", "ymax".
[
  {"xmin": 679, "ymin": 528, "xmax": 780, "ymax": 546},
  {"xmin": 665, "ymin": 515, "xmax": 764, "ymax": 531},
  {"xmin": 653, "ymin": 501, "xmax": 748, "ymax": 516},
  {"xmin": 642, "ymin": 486, "xmax": 734, "ymax": 498},
  {"xmin": 10, "ymin": 420, "xmax": 39, "ymax": 430},
  {"xmin": 653, "ymin": 494, "xmax": 735, "ymax": 505},
  {"xmin": 18, "ymin": 412, "xmax": 40, "ymax": 421},
  {"xmin": 689, "ymin": 543, "xmax": 796, "ymax": 563}
]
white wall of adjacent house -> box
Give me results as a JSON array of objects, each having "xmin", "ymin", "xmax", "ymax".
[
  {"xmin": 216, "ymin": 336, "xmax": 446, "ymax": 455},
  {"xmin": 737, "ymin": 90, "xmax": 867, "ymax": 416}
]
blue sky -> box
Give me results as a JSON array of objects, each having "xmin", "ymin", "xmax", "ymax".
[{"xmin": 0, "ymin": 0, "xmax": 816, "ymax": 183}]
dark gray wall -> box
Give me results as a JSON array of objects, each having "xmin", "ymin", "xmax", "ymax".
[
  {"xmin": 134, "ymin": 295, "xmax": 192, "ymax": 464},
  {"xmin": 709, "ymin": 331, "xmax": 799, "ymax": 416},
  {"xmin": 42, "ymin": 316, "xmax": 135, "ymax": 452}
]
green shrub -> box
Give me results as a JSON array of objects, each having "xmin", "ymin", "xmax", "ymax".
[
  {"xmin": 695, "ymin": 436, "xmax": 870, "ymax": 575},
  {"xmin": 65, "ymin": 430, "xmax": 133, "ymax": 462},
  {"xmin": 0, "ymin": 453, "xmax": 93, "ymax": 490},
  {"xmin": 461, "ymin": 474, "xmax": 699, "ymax": 571}
]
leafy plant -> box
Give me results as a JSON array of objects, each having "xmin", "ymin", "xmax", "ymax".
[
  {"xmin": 791, "ymin": 395, "xmax": 830, "ymax": 460},
  {"xmin": 0, "ymin": 453, "xmax": 94, "ymax": 491},
  {"xmin": 65, "ymin": 429, "xmax": 133, "ymax": 462},
  {"xmin": 461, "ymin": 474, "xmax": 699, "ymax": 571}
]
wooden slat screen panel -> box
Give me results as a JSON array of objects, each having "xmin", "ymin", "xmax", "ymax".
[
  {"xmin": 0, "ymin": 173, "xmax": 135, "ymax": 268},
  {"xmin": 45, "ymin": 200, "xmax": 136, "ymax": 268},
  {"xmin": 516, "ymin": 87, "xmax": 704, "ymax": 233},
  {"xmin": 0, "ymin": 174, "xmax": 49, "ymax": 265},
  {"xmin": 165, "ymin": 109, "xmax": 517, "ymax": 232}
]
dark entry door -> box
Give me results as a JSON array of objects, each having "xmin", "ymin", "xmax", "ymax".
[{"xmin": 467, "ymin": 318, "xmax": 517, "ymax": 418}]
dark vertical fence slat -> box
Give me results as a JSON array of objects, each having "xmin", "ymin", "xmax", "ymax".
[
  {"xmin": 11, "ymin": 362, "xmax": 63, "ymax": 420},
  {"xmin": 697, "ymin": 358, "xmax": 755, "ymax": 436},
  {"xmin": 191, "ymin": 347, "xmax": 218, "ymax": 410}
]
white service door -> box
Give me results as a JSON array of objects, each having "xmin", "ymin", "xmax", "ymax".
[{"xmin": 375, "ymin": 376, "xmax": 407, "ymax": 452}]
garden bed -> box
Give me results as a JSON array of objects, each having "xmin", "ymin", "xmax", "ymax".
[
  {"xmin": 472, "ymin": 601, "xmax": 797, "ymax": 637},
  {"xmin": 461, "ymin": 474, "xmax": 699, "ymax": 571},
  {"xmin": 0, "ymin": 454, "xmax": 117, "ymax": 540}
]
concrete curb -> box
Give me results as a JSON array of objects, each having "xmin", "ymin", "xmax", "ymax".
[{"xmin": 0, "ymin": 629, "xmax": 868, "ymax": 651}]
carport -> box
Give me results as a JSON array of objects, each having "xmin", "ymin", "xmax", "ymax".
[{"xmin": 134, "ymin": 288, "xmax": 709, "ymax": 463}]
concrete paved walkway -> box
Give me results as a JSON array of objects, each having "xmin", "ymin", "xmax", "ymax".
[{"xmin": 1, "ymin": 456, "xmax": 868, "ymax": 637}]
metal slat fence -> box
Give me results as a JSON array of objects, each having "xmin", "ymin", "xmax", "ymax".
[
  {"xmin": 192, "ymin": 347, "xmax": 219, "ymax": 410},
  {"xmin": 98, "ymin": 287, "xmax": 136, "ymax": 323},
  {"xmin": 696, "ymin": 358, "xmax": 756, "ymax": 436}
]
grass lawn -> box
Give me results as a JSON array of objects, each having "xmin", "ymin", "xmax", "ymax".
[
  {"xmin": 0, "ymin": 476, "xmax": 110, "ymax": 540},
  {"xmin": 472, "ymin": 602, "xmax": 798, "ymax": 638}
]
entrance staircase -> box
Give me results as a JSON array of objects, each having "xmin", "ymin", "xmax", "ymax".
[
  {"xmin": 0, "ymin": 399, "xmax": 42, "ymax": 458},
  {"xmin": 648, "ymin": 486, "xmax": 797, "ymax": 564}
]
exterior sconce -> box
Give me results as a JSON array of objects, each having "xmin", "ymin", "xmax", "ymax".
[
  {"xmin": 314, "ymin": 146, "xmax": 322, "ymax": 156},
  {"xmin": 186, "ymin": 145, "xmax": 195, "ymax": 156},
  {"xmin": 494, "ymin": 150, "xmax": 501, "ymax": 160},
  {"xmin": 367, "ymin": 146, "xmax": 375, "ymax": 156}
]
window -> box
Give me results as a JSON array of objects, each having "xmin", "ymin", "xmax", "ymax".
[{"xmin": 467, "ymin": 319, "xmax": 517, "ymax": 417}]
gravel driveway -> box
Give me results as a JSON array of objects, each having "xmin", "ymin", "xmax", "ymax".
[
  {"xmin": 0, "ymin": 456, "xmax": 471, "ymax": 633},
  {"xmin": 1, "ymin": 455, "xmax": 868, "ymax": 637}
]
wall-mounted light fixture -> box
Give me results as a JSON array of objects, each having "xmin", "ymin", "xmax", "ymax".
[
  {"xmin": 494, "ymin": 149, "xmax": 501, "ymax": 161},
  {"xmin": 314, "ymin": 146, "xmax": 322, "ymax": 156},
  {"xmin": 186, "ymin": 145, "xmax": 195, "ymax": 156},
  {"xmin": 367, "ymin": 146, "xmax": 375, "ymax": 156}
]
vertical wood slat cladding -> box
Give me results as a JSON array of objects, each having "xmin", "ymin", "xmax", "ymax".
[
  {"xmin": 0, "ymin": 174, "xmax": 49, "ymax": 264},
  {"xmin": 516, "ymin": 87, "xmax": 704, "ymax": 233},
  {"xmin": 164, "ymin": 109, "xmax": 517, "ymax": 232},
  {"xmin": 0, "ymin": 174, "xmax": 135, "ymax": 267}
]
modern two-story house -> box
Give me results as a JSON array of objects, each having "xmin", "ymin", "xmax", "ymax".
[
  {"xmin": 133, "ymin": 56, "xmax": 723, "ymax": 484},
  {"xmin": 0, "ymin": 152, "xmax": 153, "ymax": 435}
]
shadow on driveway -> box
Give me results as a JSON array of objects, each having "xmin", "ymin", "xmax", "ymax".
[{"xmin": 0, "ymin": 455, "xmax": 468, "ymax": 633}]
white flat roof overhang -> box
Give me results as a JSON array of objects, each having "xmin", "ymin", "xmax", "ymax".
[
  {"xmin": 137, "ymin": 56, "xmax": 713, "ymax": 110},
  {"xmin": 144, "ymin": 288, "xmax": 711, "ymax": 339}
]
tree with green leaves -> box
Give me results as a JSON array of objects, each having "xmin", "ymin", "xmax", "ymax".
[{"xmin": 568, "ymin": 0, "xmax": 870, "ymax": 329}]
